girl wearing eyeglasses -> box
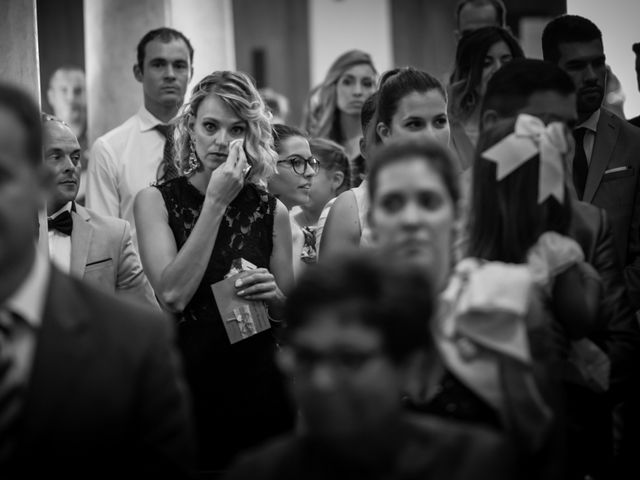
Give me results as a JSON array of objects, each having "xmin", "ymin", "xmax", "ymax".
[
  {"xmin": 134, "ymin": 71, "xmax": 296, "ymax": 476},
  {"xmin": 267, "ymin": 124, "xmax": 319, "ymax": 278}
]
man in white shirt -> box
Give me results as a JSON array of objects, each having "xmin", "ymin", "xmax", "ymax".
[
  {"xmin": 85, "ymin": 27, "xmax": 194, "ymax": 249},
  {"xmin": 43, "ymin": 113, "xmax": 157, "ymax": 308}
]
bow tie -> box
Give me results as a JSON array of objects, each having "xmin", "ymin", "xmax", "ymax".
[{"xmin": 48, "ymin": 210, "xmax": 73, "ymax": 236}]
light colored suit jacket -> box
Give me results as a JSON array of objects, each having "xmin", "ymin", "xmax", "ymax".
[
  {"xmin": 70, "ymin": 204, "xmax": 158, "ymax": 309},
  {"xmin": 584, "ymin": 109, "xmax": 640, "ymax": 309}
]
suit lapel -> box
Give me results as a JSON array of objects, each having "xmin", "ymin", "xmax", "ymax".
[
  {"xmin": 70, "ymin": 206, "xmax": 93, "ymax": 278},
  {"xmin": 583, "ymin": 110, "xmax": 619, "ymax": 203},
  {"xmin": 17, "ymin": 268, "xmax": 91, "ymax": 444}
]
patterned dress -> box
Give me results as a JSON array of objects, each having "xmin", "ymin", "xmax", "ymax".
[{"xmin": 156, "ymin": 177, "xmax": 295, "ymax": 473}]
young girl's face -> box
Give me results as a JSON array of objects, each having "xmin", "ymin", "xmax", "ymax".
[
  {"xmin": 378, "ymin": 89, "xmax": 450, "ymax": 147},
  {"xmin": 268, "ymin": 136, "xmax": 316, "ymax": 209},
  {"xmin": 336, "ymin": 64, "xmax": 377, "ymax": 116}
]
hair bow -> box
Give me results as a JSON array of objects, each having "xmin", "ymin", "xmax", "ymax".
[{"xmin": 482, "ymin": 114, "xmax": 568, "ymax": 204}]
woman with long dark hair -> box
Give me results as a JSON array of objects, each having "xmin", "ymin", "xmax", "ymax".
[
  {"xmin": 302, "ymin": 49, "xmax": 377, "ymax": 177},
  {"xmin": 448, "ymin": 26, "xmax": 524, "ymax": 169}
]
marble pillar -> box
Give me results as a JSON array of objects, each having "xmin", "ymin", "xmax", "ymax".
[
  {"xmin": 0, "ymin": 0, "xmax": 48, "ymax": 251},
  {"xmin": 84, "ymin": 0, "xmax": 235, "ymax": 146}
]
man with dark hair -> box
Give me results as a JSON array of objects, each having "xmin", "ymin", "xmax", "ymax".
[
  {"xmin": 0, "ymin": 82, "xmax": 195, "ymax": 478},
  {"xmin": 223, "ymin": 252, "xmax": 516, "ymax": 480},
  {"xmin": 454, "ymin": 0, "xmax": 506, "ymax": 40},
  {"xmin": 542, "ymin": 15, "xmax": 640, "ymax": 314},
  {"xmin": 86, "ymin": 27, "xmax": 194, "ymax": 250},
  {"xmin": 482, "ymin": 57, "xmax": 640, "ymax": 480},
  {"xmin": 629, "ymin": 42, "xmax": 640, "ymax": 127},
  {"xmin": 481, "ymin": 58, "xmax": 577, "ymax": 128}
]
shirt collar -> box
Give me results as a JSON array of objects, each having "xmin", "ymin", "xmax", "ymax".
[
  {"xmin": 48, "ymin": 201, "xmax": 73, "ymax": 220},
  {"xmin": 138, "ymin": 105, "xmax": 176, "ymax": 133},
  {"xmin": 577, "ymin": 109, "xmax": 600, "ymax": 133},
  {"xmin": 5, "ymin": 246, "xmax": 50, "ymax": 328}
]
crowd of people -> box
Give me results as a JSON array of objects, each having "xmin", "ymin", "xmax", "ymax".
[{"xmin": 2, "ymin": 1, "xmax": 640, "ymax": 479}]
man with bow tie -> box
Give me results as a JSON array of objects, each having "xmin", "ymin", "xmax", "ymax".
[{"xmin": 43, "ymin": 114, "xmax": 157, "ymax": 308}]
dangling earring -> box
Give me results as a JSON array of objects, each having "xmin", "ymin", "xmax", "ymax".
[{"xmin": 183, "ymin": 137, "xmax": 201, "ymax": 176}]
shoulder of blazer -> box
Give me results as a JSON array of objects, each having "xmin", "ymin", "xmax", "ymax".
[
  {"xmin": 605, "ymin": 109, "xmax": 640, "ymax": 138},
  {"xmin": 79, "ymin": 204, "xmax": 129, "ymax": 234}
]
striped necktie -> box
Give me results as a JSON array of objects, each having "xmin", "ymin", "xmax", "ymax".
[
  {"xmin": 0, "ymin": 310, "xmax": 25, "ymax": 462},
  {"xmin": 155, "ymin": 123, "xmax": 180, "ymax": 183},
  {"xmin": 572, "ymin": 127, "xmax": 588, "ymax": 200}
]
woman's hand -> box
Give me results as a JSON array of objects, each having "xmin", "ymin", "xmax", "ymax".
[
  {"xmin": 205, "ymin": 139, "xmax": 248, "ymax": 206},
  {"xmin": 234, "ymin": 268, "xmax": 286, "ymax": 309}
]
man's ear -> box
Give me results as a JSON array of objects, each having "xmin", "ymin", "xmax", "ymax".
[
  {"xmin": 359, "ymin": 137, "xmax": 367, "ymax": 159},
  {"xmin": 133, "ymin": 64, "xmax": 143, "ymax": 83},
  {"xmin": 331, "ymin": 171, "xmax": 345, "ymax": 193},
  {"xmin": 481, "ymin": 109, "xmax": 499, "ymax": 131},
  {"xmin": 376, "ymin": 121, "xmax": 390, "ymax": 142}
]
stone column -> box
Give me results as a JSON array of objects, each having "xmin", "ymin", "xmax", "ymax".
[
  {"xmin": 0, "ymin": 0, "xmax": 48, "ymax": 250},
  {"xmin": 84, "ymin": 0, "xmax": 167, "ymax": 145},
  {"xmin": 168, "ymin": 0, "xmax": 236, "ymax": 92},
  {"xmin": 0, "ymin": 0, "xmax": 41, "ymax": 92},
  {"xmin": 308, "ymin": 0, "xmax": 393, "ymax": 86},
  {"xmin": 84, "ymin": 0, "xmax": 235, "ymax": 146}
]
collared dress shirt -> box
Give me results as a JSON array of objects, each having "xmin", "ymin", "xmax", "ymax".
[
  {"xmin": 85, "ymin": 106, "xmax": 173, "ymax": 250},
  {"xmin": 576, "ymin": 108, "xmax": 601, "ymax": 165},
  {"xmin": 2, "ymin": 247, "xmax": 49, "ymax": 396}
]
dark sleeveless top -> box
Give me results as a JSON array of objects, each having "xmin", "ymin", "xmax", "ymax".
[{"xmin": 156, "ymin": 176, "xmax": 295, "ymax": 473}]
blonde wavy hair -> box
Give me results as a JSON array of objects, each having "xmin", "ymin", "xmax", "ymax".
[{"xmin": 174, "ymin": 70, "xmax": 277, "ymax": 183}]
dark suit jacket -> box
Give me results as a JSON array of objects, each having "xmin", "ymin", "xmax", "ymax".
[
  {"xmin": 222, "ymin": 414, "xmax": 518, "ymax": 480},
  {"xmin": 583, "ymin": 110, "xmax": 640, "ymax": 309},
  {"xmin": 71, "ymin": 204, "xmax": 158, "ymax": 308},
  {"xmin": 569, "ymin": 200, "xmax": 640, "ymax": 478},
  {"xmin": 569, "ymin": 200, "xmax": 640, "ymax": 399},
  {"xmin": 629, "ymin": 115, "xmax": 640, "ymax": 128},
  {"xmin": 5, "ymin": 266, "xmax": 195, "ymax": 479}
]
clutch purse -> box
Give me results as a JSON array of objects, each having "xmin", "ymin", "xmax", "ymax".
[{"xmin": 211, "ymin": 258, "xmax": 271, "ymax": 344}]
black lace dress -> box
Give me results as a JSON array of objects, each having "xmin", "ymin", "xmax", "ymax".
[{"xmin": 156, "ymin": 177, "xmax": 295, "ymax": 473}]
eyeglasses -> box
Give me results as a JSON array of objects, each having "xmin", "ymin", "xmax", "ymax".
[{"xmin": 277, "ymin": 154, "xmax": 320, "ymax": 176}]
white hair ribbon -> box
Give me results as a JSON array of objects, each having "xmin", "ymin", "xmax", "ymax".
[{"xmin": 482, "ymin": 114, "xmax": 568, "ymax": 204}]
